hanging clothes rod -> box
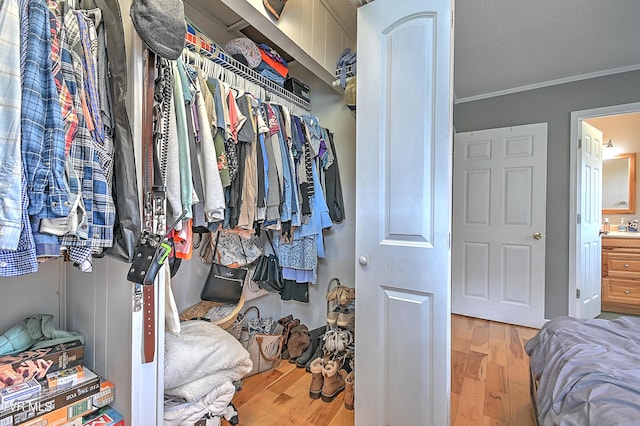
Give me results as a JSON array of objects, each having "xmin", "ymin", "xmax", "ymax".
[{"xmin": 184, "ymin": 21, "xmax": 311, "ymax": 112}]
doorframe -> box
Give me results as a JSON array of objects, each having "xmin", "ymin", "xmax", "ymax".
[{"xmin": 568, "ymin": 102, "xmax": 640, "ymax": 317}]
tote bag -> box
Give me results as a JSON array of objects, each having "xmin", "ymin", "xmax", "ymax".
[{"xmin": 239, "ymin": 307, "xmax": 283, "ymax": 376}]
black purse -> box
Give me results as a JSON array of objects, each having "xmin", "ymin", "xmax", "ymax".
[
  {"xmin": 252, "ymin": 231, "xmax": 283, "ymax": 293},
  {"xmin": 200, "ymin": 231, "xmax": 248, "ymax": 304}
]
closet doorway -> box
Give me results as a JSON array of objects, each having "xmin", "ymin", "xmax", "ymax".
[{"xmin": 569, "ymin": 102, "xmax": 640, "ymax": 318}]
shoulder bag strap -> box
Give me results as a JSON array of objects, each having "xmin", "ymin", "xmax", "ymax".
[
  {"xmin": 265, "ymin": 230, "xmax": 277, "ymax": 255},
  {"xmin": 213, "ymin": 229, "xmax": 222, "ymax": 264},
  {"xmin": 238, "ymin": 235, "xmax": 248, "ymax": 265}
]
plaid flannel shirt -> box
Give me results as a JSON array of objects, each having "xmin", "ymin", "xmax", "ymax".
[
  {"xmin": 21, "ymin": 0, "xmax": 70, "ymax": 220},
  {"xmin": 61, "ymin": 8, "xmax": 114, "ymax": 263},
  {"xmin": 0, "ymin": 173, "xmax": 38, "ymax": 276},
  {"xmin": 0, "ymin": 0, "xmax": 24, "ymax": 250},
  {"xmin": 48, "ymin": 0, "xmax": 78, "ymax": 154}
]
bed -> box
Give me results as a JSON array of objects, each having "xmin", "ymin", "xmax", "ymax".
[{"xmin": 525, "ymin": 315, "xmax": 640, "ymax": 426}]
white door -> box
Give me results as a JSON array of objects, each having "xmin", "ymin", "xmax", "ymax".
[
  {"xmin": 576, "ymin": 121, "xmax": 603, "ymax": 318},
  {"xmin": 355, "ymin": 0, "xmax": 453, "ymax": 425},
  {"xmin": 452, "ymin": 124, "xmax": 547, "ymax": 328}
]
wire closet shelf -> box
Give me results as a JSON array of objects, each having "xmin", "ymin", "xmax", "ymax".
[{"xmin": 184, "ymin": 23, "xmax": 311, "ymax": 112}]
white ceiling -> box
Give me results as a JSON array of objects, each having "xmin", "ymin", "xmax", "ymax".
[{"xmin": 326, "ymin": 0, "xmax": 640, "ymax": 102}]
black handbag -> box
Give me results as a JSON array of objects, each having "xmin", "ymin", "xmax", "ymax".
[
  {"xmin": 200, "ymin": 231, "xmax": 248, "ymax": 304},
  {"xmin": 252, "ymin": 231, "xmax": 283, "ymax": 293}
]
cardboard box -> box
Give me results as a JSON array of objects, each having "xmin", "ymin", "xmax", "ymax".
[
  {"xmin": 64, "ymin": 418, "xmax": 84, "ymax": 426},
  {"xmin": 0, "ymin": 367, "xmax": 100, "ymax": 425},
  {"xmin": 91, "ymin": 381, "xmax": 116, "ymax": 409},
  {"xmin": 0, "ymin": 379, "xmax": 41, "ymax": 410},
  {"xmin": 20, "ymin": 380, "xmax": 116, "ymax": 426},
  {"xmin": 21, "ymin": 394, "xmax": 94, "ymax": 426},
  {"xmin": 47, "ymin": 365, "xmax": 85, "ymax": 389},
  {"xmin": 0, "ymin": 340, "xmax": 84, "ymax": 387},
  {"xmin": 81, "ymin": 407, "xmax": 124, "ymax": 426}
]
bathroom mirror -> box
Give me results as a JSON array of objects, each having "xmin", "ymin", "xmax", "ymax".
[{"xmin": 603, "ymin": 152, "xmax": 636, "ymax": 214}]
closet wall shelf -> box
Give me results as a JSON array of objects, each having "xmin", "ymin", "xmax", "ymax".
[{"xmin": 185, "ymin": 23, "xmax": 311, "ymax": 111}]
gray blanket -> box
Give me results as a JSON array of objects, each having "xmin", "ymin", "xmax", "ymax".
[{"xmin": 525, "ymin": 316, "xmax": 640, "ymax": 426}]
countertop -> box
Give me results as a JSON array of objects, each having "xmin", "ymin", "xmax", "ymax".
[{"xmin": 603, "ymin": 230, "xmax": 640, "ymax": 238}]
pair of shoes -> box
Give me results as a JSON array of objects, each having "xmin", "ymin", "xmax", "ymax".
[
  {"xmin": 323, "ymin": 329, "xmax": 353, "ymax": 354},
  {"xmin": 340, "ymin": 369, "xmax": 354, "ymax": 410},
  {"xmin": 308, "ymin": 358, "xmax": 345, "ymax": 402},
  {"xmin": 278, "ymin": 315, "xmax": 301, "ymax": 360},
  {"xmin": 287, "ymin": 324, "xmax": 310, "ymax": 359},
  {"xmin": 326, "ymin": 307, "xmax": 339, "ymax": 327},
  {"xmin": 326, "ymin": 284, "xmax": 355, "ymax": 306},
  {"xmin": 336, "ymin": 307, "xmax": 354, "ymax": 328}
]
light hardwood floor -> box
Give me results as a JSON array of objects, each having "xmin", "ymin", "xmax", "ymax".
[
  {"xmin": 223, "ymin": 314, "xmax": 538, "ymax": 426},
  {"xmin": 451, "ymin": 314, "xmax": 538, "ymax": 426}
]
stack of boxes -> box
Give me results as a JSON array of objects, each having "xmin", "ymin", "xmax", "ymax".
[{"xmin": 0, "ymin": 340, "xmax": 122, "ymax": 425}]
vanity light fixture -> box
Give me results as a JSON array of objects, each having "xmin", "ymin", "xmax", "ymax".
[{"xmin": 605, "ymin": 139, "xmax": 614, "ymax": 148}]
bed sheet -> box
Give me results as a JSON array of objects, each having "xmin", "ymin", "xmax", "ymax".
[{"xmin": 525, "ymin": 316, "xmax": 640, "ymax": 426}]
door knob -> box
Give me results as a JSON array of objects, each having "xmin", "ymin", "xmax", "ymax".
[
  {"xmin": 359, "ymin": 256, "xmax": 368, "ymax": 266},
  {"xmin": 532, "ymin": 232, "xmax": 543, "ymax": 240}
]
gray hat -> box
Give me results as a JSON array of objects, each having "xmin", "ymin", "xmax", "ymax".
[{"xmin": 130, "ymin": 0, "xmax": 187, "ymax": 60}]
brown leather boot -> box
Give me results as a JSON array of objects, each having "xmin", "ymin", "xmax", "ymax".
[
  {"xmin": 341, "ymin": 370, "xmax": 354, "ymax": 410},
  {"xmin": 321, "ymin": 360, "xmax": 345, "ymax": 402},
  {"xmin": 309, "ymin": 358, "xmax": 324, "ymax": 399}
]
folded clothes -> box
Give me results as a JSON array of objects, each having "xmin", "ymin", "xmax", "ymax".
[
  {"xmin": 259, "ymin": 67, "xmax": 286, "ymax": 86},
  {"xmin": 257, "ymin": 45, "xmax": 288, "ymax": 78},
  {"xmin": 257, "ymin": 43, "xmax": 288, "ymax": 67}
]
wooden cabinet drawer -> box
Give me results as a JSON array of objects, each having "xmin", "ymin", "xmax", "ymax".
[
  {"xmin": 606, "ymin": 252, "xmax": 640, "ymax": 278},
  {"xmin": 603, "ymin": 278, "xmax": 640, "ymax": 306}
]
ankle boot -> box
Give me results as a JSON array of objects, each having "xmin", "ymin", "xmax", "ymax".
[
  {"xmin": 305, "ymin": 338, "xmax": 326, "ymax": 372},
  {"xmin": 321, "ymin": 360, "xmax": 345, "ymax": 402},
  {"xmin": 295, "ymin": 335, "xmax": 315, "ymax": 367},
  {"xmin": 309, "ymin": 358, "xmax": 324, "ymax": 399},
  {"xmin": 341, "ymin": 370, "xmax": 354, "ymax": 410}
]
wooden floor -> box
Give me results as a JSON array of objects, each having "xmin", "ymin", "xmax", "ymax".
[
  {"xmin": 451, "ymin": 315, "xmax": 538, "ymax": 426},
  {"xmin": 223, "ymin": 314, "xmax": 538, "ymax": 426}
]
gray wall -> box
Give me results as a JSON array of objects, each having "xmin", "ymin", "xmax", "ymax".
[{"xmin": 453, "ymin": 70, "xmax": 640, "ymax": 319}]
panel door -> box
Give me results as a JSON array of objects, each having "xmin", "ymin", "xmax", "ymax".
[
  {"xmin": 452, "ymin": 124, "xmax": 547, "ymax": 328},
  {"xmin": 355, "ymin": 0, "xmax": 454, "ymax": 424},
  {"xmin": 577, "ymin": 121, "xmax": 603, "ymax": 318}
]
